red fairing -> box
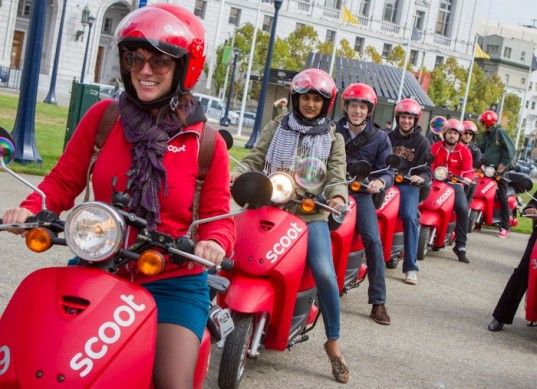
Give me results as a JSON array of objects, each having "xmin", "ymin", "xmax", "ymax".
[
  {"xmin": 526, "ymin": 245, "xmax": 537, "ymax": 321},
  {"xmin": 376, "ymin": 186, "xmax": 401, "ymax": 262},
  {"xmin": 419, "ymin": 181, "xmax": 455, "ymax": 246},
  {"xmin": 0, "ymin": 267, "xmax": 156, "ymax": 388},
  {"xmin": 193, "ymin": 330, "xmax": 211, "ymax": 389},
  {"xmin": 470, "ymin": 177, "xmax": 498, "ymax": 225},
  {"xmin": 331, "ymin": 197, "xmax": 356, "ymax": 291}
]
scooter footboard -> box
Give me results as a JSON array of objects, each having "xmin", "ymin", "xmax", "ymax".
[{"xmin": 0, "ymin": 267, "xmax": 157, "ymax": 388}]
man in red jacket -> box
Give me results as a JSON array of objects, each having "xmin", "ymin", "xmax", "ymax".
[{"xmin": 431, "ymin": 119, "xmax": 474, "ymax": 263}]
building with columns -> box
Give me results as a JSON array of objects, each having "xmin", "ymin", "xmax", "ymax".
[{"xmin": 0, "ymin": 0, "xmax": 478, "ymax": 105}]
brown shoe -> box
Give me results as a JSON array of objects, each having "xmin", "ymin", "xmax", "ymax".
[
  {"xmin": 324, "ymin": 342, "xmax": 350, "ymax": 384},
  {"xmin": 370, "ymin": 304, "xmax": 391, "ymax": 325}
]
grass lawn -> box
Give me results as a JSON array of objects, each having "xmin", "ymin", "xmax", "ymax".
[{"xmin": 1, "ymin": 92, "xmax": 534, "ymax": 234}]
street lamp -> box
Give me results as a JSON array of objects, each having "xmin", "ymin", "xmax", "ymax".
[
  {"xmin": 220, "ymin": 48, "xmax": 241, "ymax": 127},
  {"xmin": 44, "ymin": 0, "xmax": 68, "ymax": 104},
  {"xmin": 245, "ymin": 0, "xmax": 283, "ymax": 148},
  {"xmin": 80, "ymin": 6, "xmax": 95, "ymax": 84}
]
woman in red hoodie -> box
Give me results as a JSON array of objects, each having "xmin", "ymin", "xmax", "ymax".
[{"xmin": 2, "ymin": 4, "xmax": 235, "ymax": 387}]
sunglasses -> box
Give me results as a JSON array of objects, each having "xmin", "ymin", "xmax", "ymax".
[{"xmin": 123, "ymin": 51, "xmax": 174, "ymax": 75}]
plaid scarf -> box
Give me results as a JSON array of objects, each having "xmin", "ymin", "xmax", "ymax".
[
  {"xmin": 118, "ymin": 92, "xmax": 195, "ymax": 230},
  {"xmin": 265, "ymin": 112, "xmax": 332, "ymax": 175}
]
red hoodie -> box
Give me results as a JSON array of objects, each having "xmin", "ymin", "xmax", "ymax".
[
  {"xmin": 21, "ymin": 99, "xmax": 235, "ymax": 283},
  {"xmin": 431, "ymin": 141, "xmax": 474, "ymax": 180}
]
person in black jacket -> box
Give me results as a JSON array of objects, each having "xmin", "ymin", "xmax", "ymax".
[
  {"xmin": 488, "ymin": 192, "xmax": 537, "ymax": 331},
  {"xmin": 335, "ymin": 83, "xmax": 394, "ymax": 325},
  {"xmin": 461, "ymin": 120, "xmax": 482, "ymax": 202},
  {"xmin": 389, "ymin": 99, "xmax": 431, "ymax": 285}
]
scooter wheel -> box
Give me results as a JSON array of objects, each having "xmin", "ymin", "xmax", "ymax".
[{"xmin": 417, "ymin": 227, "xmax": 430, "ymax": 260}]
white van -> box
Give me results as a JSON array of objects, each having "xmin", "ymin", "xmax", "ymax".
[{"xmin": 193, "ymin": 92, "xmax": 238, "ymax": 125}]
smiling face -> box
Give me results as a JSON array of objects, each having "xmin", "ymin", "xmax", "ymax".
[
  {"xmin": 298, "ymin": 92, "xmax": 324, "ymax": 120},
  {"xmin": 461, "ymin": 131, "xmax": 474, "ymax": 145},
  {"xmin": 398, "ymin": 113, "xmax": 415, "ymax": 133},
  {"xmin": 128, "ymin": 48, "xmax": 176, "ymax": 102},
  {"xmin": 345, "ymin": 100, "xmax": 370, "ymax": 126}
]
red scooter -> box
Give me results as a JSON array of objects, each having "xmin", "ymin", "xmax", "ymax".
[
  {"xmin": 524, "ymin": 212, "xmax": 537, "ymax": 325},
  {"xmin": 468, "ymin": 167, "xmax": 529, "ymax": 232},
  {"xmin": 217, "ymin": 168, "xmax": 345, "ymax": 388},
  {"xmin": 0, "ymin": 130, "xmax": 241, "ymax": 388}
]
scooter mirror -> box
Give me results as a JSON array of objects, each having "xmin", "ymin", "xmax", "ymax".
[
  {"xmin": 348, "ymin": 160, "xmax": 372, "ymax": 180},
  {"xmin": 0, "ymin": 127, "xmax": 15, "ymax": 167},
  {"xmin": 385, "ymin": 154, "xmax": 401, "ymax": 168},
  {"xmin": 480, "ymin": 157, "xmax": 488, "ymax": 166},
  {"xmin": 231, "ymin": 171, "xmax": 273, "ymax": 208},
  {"xmin": 219, "ymin": 129, "xmax": 234, "ymax": 150},
  {"xmin": 425, "ymin": 154, "xmax": 435, "ymax": 164}
]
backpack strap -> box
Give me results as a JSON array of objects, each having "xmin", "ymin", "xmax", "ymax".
[
  {"xmin": 84, "ymin": 101, "xmax": 119, "ymax": 201},
  {"xmin": 191, "ymin": 124, "xmax": 218, "ymax": 238}
]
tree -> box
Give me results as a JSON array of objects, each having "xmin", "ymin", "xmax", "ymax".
[
  {"xmin": 363, "ymin": 45, "xmax": 382, "ymax": 63},
  {"xmin": 428, "ymin": 56, "xmax": 467, "ymax": 110},
  {"xmin": 283, "ymin": 25, "xmax": 319, "ymax": 71},
  {"xmin": 386, "ymin": 45, "xmax": 405, "ymax": 68},
  {"xmin": 502, "ymin": 93, "xmax": 521, "ymax": 138}
]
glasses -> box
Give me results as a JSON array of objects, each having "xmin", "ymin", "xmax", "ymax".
[{"xmin": 123, "ymin": 51, "xmax": 174, "ymax": 75}]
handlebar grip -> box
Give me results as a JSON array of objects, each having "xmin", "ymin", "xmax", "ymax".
[{"xmin": 220, "ymin": 258, "xmax": 234, "ymax": 271}]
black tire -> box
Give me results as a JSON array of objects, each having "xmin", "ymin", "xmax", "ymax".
[
  {"xmin": 417, "ymin": 227, "xmax": 430, "ymax": 261},
  {"xmin": 386, "ymin": 257, "xmax": 399, "ymax": 269},
  {"xmin": 468, "ymin": 210, "xmax": 479, "ymax": 233},
  {"xmin": 218, "ymin": 313, "xmax": 254, "ymax": 389}
]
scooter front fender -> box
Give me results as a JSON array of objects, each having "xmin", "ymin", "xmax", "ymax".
[{"xmin": 223, "ymin": 275, "xmax": 275, "ymax": 314}]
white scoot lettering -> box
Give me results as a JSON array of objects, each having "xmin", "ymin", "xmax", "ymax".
[
  {"xmin": 70, "ymin": 294, "xmax": 146, "ymax": 378},
  {"xmin": 266, "ymin": 222, "xmax": 304, "ymax": 263},
  {"xmin": 0, "ymin": 345, "xmax": 10, "ymax": 376}
]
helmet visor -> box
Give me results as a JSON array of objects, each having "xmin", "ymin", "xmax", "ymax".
[{"xmin": 291, "ymin": 72, "xmax": 332, "ymax": 99}]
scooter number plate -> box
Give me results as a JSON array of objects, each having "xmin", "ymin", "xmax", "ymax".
[{"xmin": 215, "ymin": 308, "xmax": 235, "ymax": 338}]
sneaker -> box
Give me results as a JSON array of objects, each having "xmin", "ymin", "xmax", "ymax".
[
  {"xmin": 497, "ymin": 228, "xmax": 509, "ymax": 238},
  {"xmin": 487, "ymin": 318, "xmax": 504, "ymax": 332},
  {"xmin": 370, "ymin": 304, "xmax": 391, "ymax": 325},
  {"xmin": 405, "ymin": 271, "xmax": 418, "ymax": 285},
  {"xmin": 452, "ymin": 246, "xmax": 469, "ymax": 263}
]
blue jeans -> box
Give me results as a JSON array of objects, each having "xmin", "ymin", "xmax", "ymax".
[
  {"xmin": 354, "ymin": 193, "xmax": 386, "ymax": 304},
  {"xmin": 450, "ymin": 183, "xmax": 469, "ymax": 248},
  {"xmin": 307, "ymin": 221, "xmax": 340, "ymax": 340},
  {"xmin": 398, "ymin": 185, "xmax": 420, "ymax": 273}
]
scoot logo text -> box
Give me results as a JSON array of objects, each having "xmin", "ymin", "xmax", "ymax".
[
  {"xmin": 70, "ymin": 294, "xmax": 146, "ymax": 378},
  {"xmin": 266, "ymin": 222, "xmax": 304, "ymax": 263}
]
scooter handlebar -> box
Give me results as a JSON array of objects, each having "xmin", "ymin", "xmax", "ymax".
[{"xmin": 220, "ymin": 258, "xmax": 234, "ymax": 271}]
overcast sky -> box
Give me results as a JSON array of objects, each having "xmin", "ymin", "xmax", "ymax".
[{"xmin": 476, "ymin": 0, "xmax": 537, "ymax": 27}]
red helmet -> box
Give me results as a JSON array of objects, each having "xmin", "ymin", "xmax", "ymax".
[
  {"xmin": 462, "ymin": 120, "xmax": 478, "ymax": 134},
  {"xmin": 115, "ymin": 4, "xmax": 205, "ymax": 104},
  {"xmin": 478, "ymin": 110, "xmax": 498, "ymax": 128},
  {"xmin": 429, "ymin": 115, "xmax": 448, "ymax": 135},
  {"xmin": 342, "ymin": 83, "xmax": 377, "ymax": 115},
  {"xmin": 445, "ymin": 118, "xmax": 464, "ymax": 135},
  {"xmin": 394, "ymin": 98, "xmax": 422, "ymax": 118},
  {"xmin": 290, "ymin": 68, "xmax": 337, "ymax": 116}
]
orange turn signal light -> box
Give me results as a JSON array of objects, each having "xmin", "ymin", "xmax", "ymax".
[
  {"xmin": 301, "ymin": 198, "xmax": 316, "ymax": 213},
  {"xmin": 496, "ymin": 176, "xmax": 501, "ymax": 181},
  {"xmin": 138, "ymin": 250, "xmax": 165, "ymax": 276},
  {"xmin": 350, "ymin": 181, "xmax": 361, "ymax": 192},
  {"xmin": 25, "ymin": 228, "xmax": 53, "ymax": 253},
  {"xmin": 395, "ymin": 175, "xmax": 404, "ymax": 184},
  {"xmin": 450, "ymin": 177, "xmax": 458, "ymax": 183}
]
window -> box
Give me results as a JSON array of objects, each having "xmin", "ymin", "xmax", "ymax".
[
  {"xmin": 262, "ymin": 15, "xmax": 273, "ymax": 32},
  {"xmin": 354, "ymin": 37, "xmax": 365, "ymax": 54},
  {"xmin": 521, "ymin": 51, "xmax": 526, "ymax": 61},
  {"xmin": 17, "ymin": 0, "xmax": 31, "ymax": 17},
  {"xmin": 435, "ymin": 0, "xmax": 452, "ymax": 36},
  {"xmin": 415, "ymin": 10, "xmax": 426, "ymax": 31},
  {"xmin": 410, "ymin": 49, "xmax": 419, "ymax": 66},
  {"xmin": 360, "ymin": 0, "xmax": 371, "ymax": 17},
  {"xmin": 532, "ymin": 101, "xmax": 536, "ymax": 110},
  {"xmin": 527, "ymin": 101, "xmax": 530, "ymax": 108},
  {"xmin": 326, "ymin": 29, "xmax": 336, "ymax": 44},
  {"xmin": 194, "ymin": 0, "xmax": 207, "ymax": 19},
  {"xmin": 505, "ymin": 74, "xmax": 510, "ymax": 83},
  {"xmin": 485, "ymin": 44, "xmax": 499, "ymax": 56},
  {"xmin": 382, "ymin": 43, "xmax": 393, "ymax": 57},
  {"xmin": 522, "ymin": 77, "xmax": 526, "ymax": 86},
  {"xmin": 383, "ymin": 0, "xmax": 400, "ymax": 23},
  {"xmin": 530, "ymin": 82, "xmax": 533, "ymax": 91},
  {"xmin": 229, "ymin": 7, "xmax": 241, "ymax": 26},
  {"xmin": 296, "ymin": 22, "xmax": 305, "ymax": 30},
  {"xmin": 102, "ymin": 17, "xmax": 113, "ymax": 34},
  {"xmin": 324, "ymin": 0, "xmax": 342, "ymax": 9},
  {"xmin": 434, "ymin": 55, "xmax": 444, "ymax": 68},
  {"xmin": 503, "ymin": 47, "xmax": 511, "ymax": 59}
]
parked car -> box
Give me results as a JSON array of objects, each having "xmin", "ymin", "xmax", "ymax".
[
  {"xmin": 235, "ymin": 110, "xmax": 256, "ymax": 128},
  {"xmin": 515, "ymin": 160, "xmax": 537, "ymax": 176},
  {"xmin": 193, "ymin": 92, "xmax": 238, "ymax": 125}
]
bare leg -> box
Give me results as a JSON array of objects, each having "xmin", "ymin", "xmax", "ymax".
[{"xmin": 153, "ymin": 323, "xmax": 200, "ymax": 389}]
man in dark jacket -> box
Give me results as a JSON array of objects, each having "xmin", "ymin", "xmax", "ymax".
[
  {"xmin": 335, "ymin": 83, "xmax": 394, "ymax": 325},
  {"xmin": 477, "ymin": 110, "xmax": 516, "ymax": 238},
  {"xmin": 389, "ymin": 99, "xmax": 431, "ymax": 285},
  {"xmin": 461, "ymin": 120, "xmax": 482, "ymax": 202}
]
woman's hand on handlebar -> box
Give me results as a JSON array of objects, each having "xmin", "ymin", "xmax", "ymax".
[
  {"xmin": 191, "ymin": 239, "xmax": 226, "ymax": 269},
  {"xmin": 327, "ymin": 196, "xmax": 346, "ymax": 211},
  {"xmin": 2, "ymin": 207, "xmax": 34, "ymax": 235}
]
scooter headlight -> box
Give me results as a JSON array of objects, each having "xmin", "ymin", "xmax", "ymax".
[
  {"xmin": 64, "ymin": 202, "xmax": 126, "ymax": 262},
  {"xmin": 433, "ymin": 166, "xmax": 449, "ymax": 181},
  {"xmin": 269, "ymin": 172, "xmax": 295, "ymax": 204},
  {"xmin": 484, "ymin": 166, "xmax": 496, "ymax": 178}
]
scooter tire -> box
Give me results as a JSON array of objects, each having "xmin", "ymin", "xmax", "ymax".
[
  {"xmin": 218, "ymin": 313, "xmax": 255, "ymax": 389},
  {"xmin": 417, "ymin": 227, "xmax": 430, "ymax": 261}
]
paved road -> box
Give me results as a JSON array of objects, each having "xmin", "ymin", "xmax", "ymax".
[{"xmin": 1, "ymin": 172, "xmax": 536, "ymax": 388}]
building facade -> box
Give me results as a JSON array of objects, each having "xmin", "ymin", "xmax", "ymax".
[{"xmin": 0, "ymin": 0, "xmax": 477, "ymax": 105}]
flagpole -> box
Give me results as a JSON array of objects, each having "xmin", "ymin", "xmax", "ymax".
[
  {"xmin": 206, "ymin": 0, "xmax": 226, "ymax": 91},
  {"xmin": 328, "ymin": 4, "xmax": 345, "ymax": 76},
  {"xmin": 237, "ymin": 0, "xmax": 263, "ymax": 137},
  {"xmin": 460, "ymin": 34, "xmax": 478, "ymax": 120},
  {"xmin": 396, "ymin": 15, "xmax": 415, "ymax": 104}
]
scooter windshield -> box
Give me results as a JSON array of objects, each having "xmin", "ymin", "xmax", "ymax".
[{"xmin": 294, "ymin": 156, "xmax": 327, "ymax": 193}]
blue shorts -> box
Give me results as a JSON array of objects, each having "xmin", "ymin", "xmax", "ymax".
[{"xmin": 142, "ymin": 272, "xmax": 210, "ymax": 341}]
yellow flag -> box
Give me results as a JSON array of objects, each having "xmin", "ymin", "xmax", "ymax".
[
  {"xmin": 475, "ymin": 43, "xmax": 490, "ymax": 59},
  {"xmin": 342, "ymin": 5, "xmax": 359, "ymax": 25}
]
